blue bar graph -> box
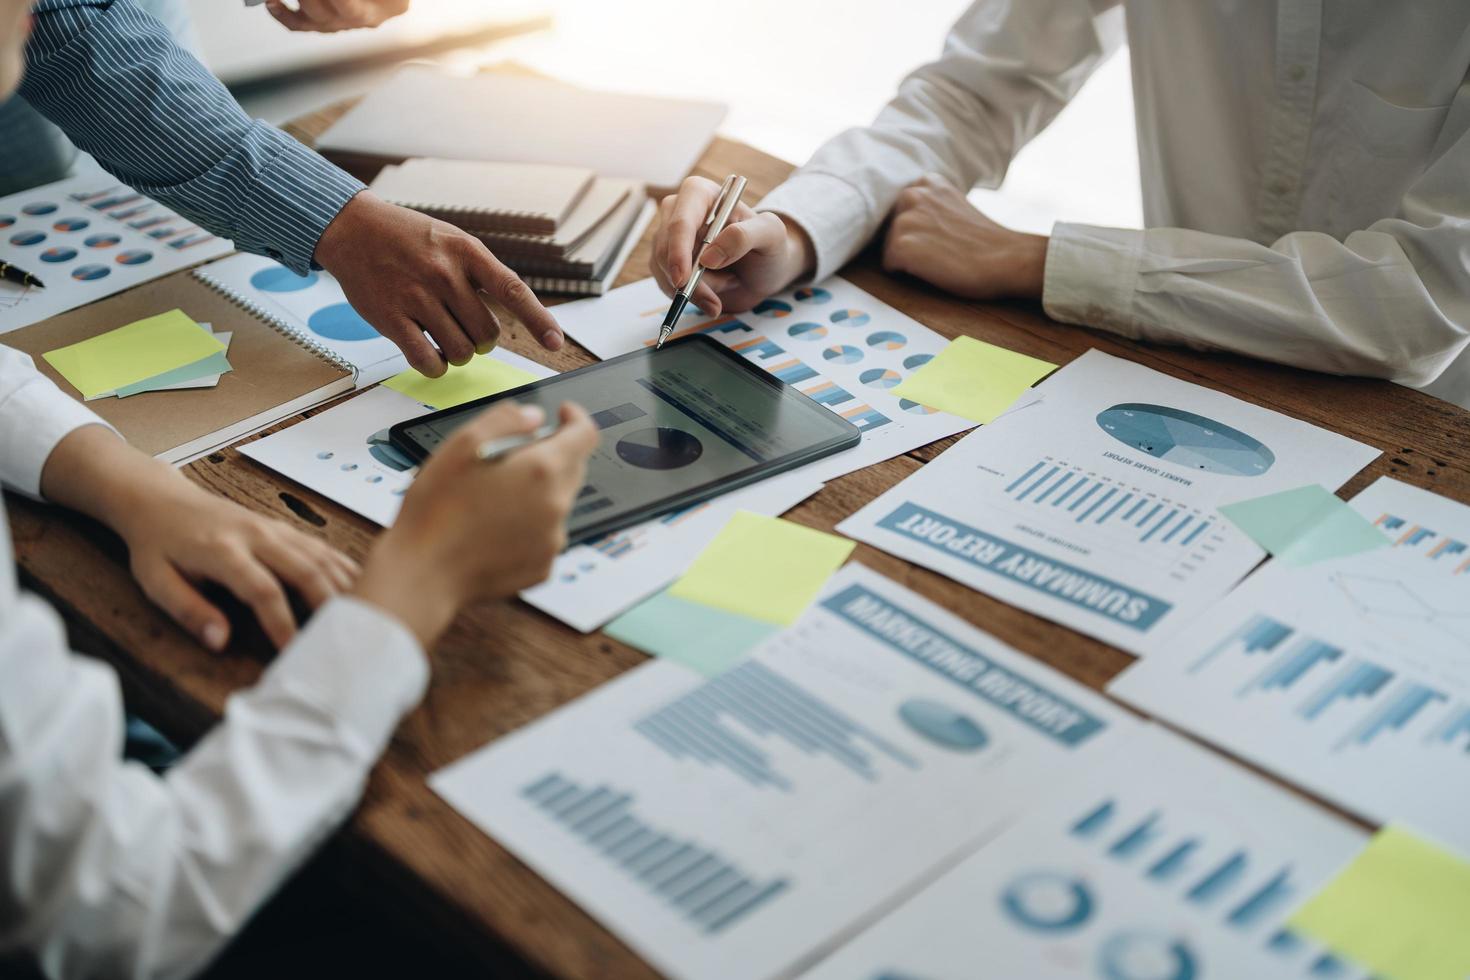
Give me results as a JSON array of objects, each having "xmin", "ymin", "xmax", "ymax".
[
  {"xmin": 1337, "ymin": 681, "xmax": 1446, "ymax": 750},
  {"xmin": 1078, "ymin": 488, "xmax": 1118, "ymax": 523},
  {"xmin": 1001, "ymin": 457, "xmax": 1214, "ymax": 548},
  {"xmin": 522, "ymin": 772, "xmax": 790, "ymax": 934},
  {"xmin": 1108, "ymin": 813, "xmax": 1161, "ymax": 858},
  {"xmin": 1070, "ymin": 799, "xmax": 1114, "ymax": 838},
  {"xmin": 1227, "ymin": 869, "xmax": 1294, "ymax": 928},
  {"xmin": 1297, "ymin": 661, "xmax": 1394, "ymax": 721},
  {"xmin": 634, "ymin": 661, "xmax": 920, "ymax": 791},
  {"xmin": 1238, "ymin": 638, "xmax": 1342, "ymax": 696},
  {"xmin": 1426, "ymin": 702, "xmax": 1470, "ymax": 749},
  {"xmin": 770, "ymin": 359, "xmax": 819, "ymax": 385},
  {"xmin": 1186, "ymin": 852, "xmax": 1247, "ymax": 905},
  {"xmin": 1146, "ymin": 840, "xmax": 1198, "ymax": 883},
  {"xmin": 1015, "ymin": 465, "xmax": 1060, "ymax": 502},
  {"xmin": 1004, "ymin": 461, "xmax": 1045, "ymax": 494}
]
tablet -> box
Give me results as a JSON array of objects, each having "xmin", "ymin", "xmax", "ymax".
[{"xmin": 388, "ymin": 335, "xmax": 861, "ymax": 544}]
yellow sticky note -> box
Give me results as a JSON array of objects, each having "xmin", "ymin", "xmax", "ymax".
[
  {"xmin": 668, "ymin": 511, "xmax": 855, "ymax": 625},
  {"xmin": 43, "ymin": 309, "xmax": 224, "ymax": 399},
  {"xmin": 1289, "ymin": 824, "xmax": 1470, "ymax": 980},
  {"xmin": 383, "ymin": 354, "xmax": 538, "ymax": 409},
  {"xmin": 891, "ymin": 336, "xmax": 1056, "ymax": 423}
]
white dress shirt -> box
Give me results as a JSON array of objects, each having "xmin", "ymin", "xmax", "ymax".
[
  {"xmin": 759, "ymin": 0, "xmax": 1470, "ymax": 408},
  {"xmin": 0, "ymin": 347, "xmax": 428, "ymax": 979}
]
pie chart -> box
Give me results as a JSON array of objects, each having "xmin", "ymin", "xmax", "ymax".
[
  {"xmin": 823, "ymin": 344, "xmax": 863, "ymax": 364},
  {"xmin": 900, "ymin": 398, "xmax": 938, "ymax": 415},
  {"xmin": 252, "ymin": 265, "xmax": 319, "ymax": 293},
  {"xmin": 21, "ymin": 202, "xmax": 57, "ymax": 216},
  {"xmin": 787, "ymin": 321, "xmax": 828, "ymax": 341},
  {"xmin": 71, "ymin": 264, "xmax": 110, "ymax": 281},
  {"xmin": 10, "ymin": 231, "xmax": 44, "ymax": 247},
  {"xmin": 866, "ymin": 330, "xmax": 907, "ymax": 350},
  {"xmin": 830, "ymin": 309, "xmax": 870, "ymax": 327},
  {"xmin": 615, "ymin": 427, "xmax": 704, "ymax": 470},
  {"xmin": 116, "ymin": 249, "xmax": 152, "ymax": 265},
  {"xmin": 904, "ymin": 353, "xmax": 933, "ymax": 370},
  {"xmin": 1096, "ymin": 403, "xmax": 1275, "ymax": 476},
  {"xmin": 40, "ymin": 247, "xmax": 77, "ymax": 263},
  {"xmin": 85, "ymin": 233, "xmax": 120, "ymax": 248},
  {"xmin": 794, "ymin": 286, "xmax": 831, "ymax": 304},
  {"xmin": 52, "ymin": 217, "xmax": 89, "ymax": 232},
  {"xmin": 308, "ymin": 303, "xmax": 379, "ymax": 342},
  {"xmin": 860, "ymin": 367, "xmax": 902, "ymax": 389},
  {"xmin": 752, "ymin": 299, "xmax": 793, "ymax": 318},
  {"xmin": 0, "ymin": 216, "xmax": 13, "ymax": 228}
]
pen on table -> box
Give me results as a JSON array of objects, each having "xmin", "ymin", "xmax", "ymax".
[
  {"xmin": 656, "ymin": 173, "xmax": 748, "ymax": 349},
  {"xmin": 475, "ymin": 419, "xmax": 560, "ymax": 463},
  {"xmin": 0, "ymin": 261, "xmax": 45, "ymax": 290}
]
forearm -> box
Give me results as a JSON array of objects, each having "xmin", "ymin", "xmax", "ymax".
[
  {"xmin": 0, "ymin": 593, "xmax": 425, "ymax": 980},
  {"xmin": 21, "ymin": 0, "xmax": 363, "ymax": 273},
  {"xmin": 759, "ymin": 0, "xmax": 1117, "ymax": 282},
  {"xmin": 38, "ymin": 423, "xmax": 188, "ymax": 538}
]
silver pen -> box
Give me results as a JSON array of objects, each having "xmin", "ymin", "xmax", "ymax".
[
  {"xmin": 475, "ymin": 420, "xmax": 560, "ymax": 463},
  {"xmin": 656, "ymin": 173, "xmax": 748, "ymax": 349}
]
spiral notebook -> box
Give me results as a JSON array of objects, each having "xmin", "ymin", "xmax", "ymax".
[
  {"xmin": 1, "ymin": 269, "xmax": 353, "ymax": 462},
  {"xmin": 367, "ymin": 158, "xmax": 594, "ymax": 235}
]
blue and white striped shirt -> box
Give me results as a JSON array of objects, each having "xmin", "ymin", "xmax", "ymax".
[{"xmin": 19, "ymin": 0, "xmax": 364, "ymax": 274}]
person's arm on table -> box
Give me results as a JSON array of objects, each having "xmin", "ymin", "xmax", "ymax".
[
  {"xmin": 649, "ymin": 0, "xmax": 1121, "ymax": 313},
  {"xmin": 264, "ymin": 0, "xmax": 406, "ymax": 33},
  {"xmin": 19, "ymin": 0, "xmax": 563, "ymax": 376},
  {"xmin": 0, "ymin": 400, "xmax": 598, "ymax": 980}
]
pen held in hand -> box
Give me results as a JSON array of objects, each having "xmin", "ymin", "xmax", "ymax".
[
  {"xmin": 657, "ymin": 174, "xmax": 748, "ymax": 349},
  {"xmin": 475, "ymin": 420, "xmax": 561, "ymax": 463}
]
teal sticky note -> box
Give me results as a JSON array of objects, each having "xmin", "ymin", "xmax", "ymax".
[
  {"xmin": 1219, "ymin": 484, "xmax": 1388, "ymax": 566},
  {"xmin": 114, "ymin": 348, "xmax": 232, "ymax": 397},
  {"xmin": 605, "ymin": 590, "xmax": 777, "ymax": 677}
]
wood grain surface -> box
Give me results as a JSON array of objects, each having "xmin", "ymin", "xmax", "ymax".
[{"xmin": 8, "ymin": 92, "xmax": 1469, "ymax": 979}]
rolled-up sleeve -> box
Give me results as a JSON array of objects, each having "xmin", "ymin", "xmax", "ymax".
[{"xmin": 19, "ymin": 0, "xmax": 363, "ymax": 273}]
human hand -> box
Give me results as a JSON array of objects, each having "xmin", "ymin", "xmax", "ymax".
[
  {"xmin": 651, "ymin": 176, "xmax": 816, "ymax": 318},
  {"xmin": 264, "ymin": 0, "xmax": 408, "ymax": 32},
  {"xmin": 353, "ymin": 400, "xmax": 598, "ymax": 647},
  {"xmin": 313, "ymin": 192, "xmax": 565, "ymax": 378},
  {"xmin": 882, "ymin": 174, "xmax": 1048, "ymax": 300},
  {"xmin": 40, "ymin": 426, "xmax": 357, "ymax": 651}
]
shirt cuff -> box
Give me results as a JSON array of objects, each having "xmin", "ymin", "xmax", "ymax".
[
  {"xmin": 1042, "ymin": 222, "xmax": 1144, "ymax": 337},
  {"xmin": 254, "ymin": 596, "xmax": 428, "ymax": 761},
  {"xmin": 757, "ymin": 172, "xmax": 878, "ymax": 285},
  {"xmin": 229, "ymin": 126, "xmax": 365, "ymax": 276},
  {"xmin": 0, "ymin": 361, "xmax": 114, "ymax": 499}
]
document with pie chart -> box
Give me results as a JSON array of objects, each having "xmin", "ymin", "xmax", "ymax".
[
  {"xmin": 802, "ymin": 724, "xmax": 1369, "ymax": 980},
  {"xmin": 193, "ymin": 251, "xmax": 409, "ymax": 386},
  {"xmin": 838, "ymin": 349, "xmax": 1380, "ymax": 655},
  {"xmin": 1111, "ymin": 477, "xmax": 1470, "ymax": 852},
  {"xmin": 431, "ymin": 563, "xmax": 1138, "ymax": 980}
]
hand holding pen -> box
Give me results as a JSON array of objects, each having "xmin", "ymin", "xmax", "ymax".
[
  {"xmin": 657, "ymin": 174, "xmax": 747, "ymax": 348},
  {"xmin": 650, "ymin": 176, "xmax": 817, "ymax": 331}
]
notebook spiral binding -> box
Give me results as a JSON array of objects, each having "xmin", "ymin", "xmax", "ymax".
[
  {"xmin": 405, "ymin": 203, "xmax": 550, "ymax": 235},
  {"xmin": 191, "ymin": 267, "xmax": 359, "ymax": 380}
]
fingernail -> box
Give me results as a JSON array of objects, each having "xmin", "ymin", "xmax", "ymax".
[
  {"xmin": 520, "ymin": 404, "xmax": 546, "ymax": 425},
  {"xmin": 543, "ymin": 330, "xmax": 564, "ymax": 351},
  {"xmin": 702, "ymin": 246, "xmax": 727, "ymax": 268},
  {"xmin": 203, "ymin": 622, "xmax": 227, "ymax": 651}
]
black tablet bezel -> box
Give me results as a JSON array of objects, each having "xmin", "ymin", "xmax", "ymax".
[{"xmin": 388, "ymin": 334, "xmax": 861, "ymax": 545}]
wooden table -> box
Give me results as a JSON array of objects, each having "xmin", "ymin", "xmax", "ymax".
[{"xmin": 10, "ymin": 103, "xmax": 1470, "ymax": 979}]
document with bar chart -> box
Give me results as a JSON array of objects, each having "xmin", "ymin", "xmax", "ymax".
[
  {"xmin": 430, "ymin": 564, "xmax": 1137, "ymax": 980},
  {"xmin": 1111, "ymin": 477, "xmax": 1470, "ymax": 850},
  {"xmin": 802, "ymin": 724, "xmax": 1369, "ymax": 980},
  {"xmin": 838, "ymin": 350, "xmax": 1379, "ymax": 655},
  {"xmin": 551, "ymin": 277, "xmax": 977, "ymax": 481}
]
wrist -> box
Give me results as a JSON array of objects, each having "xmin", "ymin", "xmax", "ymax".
[
  {"xmin": 1012, "ymin": 233, "xmax": 1049, "ymax": 300},
  {"xmin": 353, "ymin": 541, "xmax": 461, "ymax": 649},
  {"xmin": 312, "ymin": 189, "xmax": 372, "ymax": 272},
  {"xmin": 777, "ymin": 214, "xmax": 818, "ymax": 282}
]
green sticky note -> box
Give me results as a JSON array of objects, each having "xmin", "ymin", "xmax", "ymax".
[
  {"xmin": 605, "ymin": 590, "xmax": 777, "ymax": 676},
  {"xmin": 667, "ymin": 511, "xmax": 855, "ymax": 625},
  {"xmin": 114, "ymin": 348, "xmax": 232, "ymax": 397},
  {"xmin": 43, "ymin": 309, "xmax": 225, "ymax": 399},
  {"xmin": 890, "ymin": 335, "xmax": 1057, "ymax": 424},
  {"xmin": 1219, "ymin": 484, "xmax": 1388, "ymax": 566},
  {"xmin": 1289, "ymin": 824, "xmax": 1470, "ymax": 980},
  {"xmin": 383, "ymin": 354, "xmax": 538, "ymax": 409}
]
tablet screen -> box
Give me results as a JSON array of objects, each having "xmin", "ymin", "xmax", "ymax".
[{"xmin": 392, "ymin": 337, "xmax": 859, "ymax": 542}]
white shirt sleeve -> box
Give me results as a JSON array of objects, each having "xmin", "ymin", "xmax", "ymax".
[
  {"xmin": 756, "ymin": 0, "xmax": 1123, "ymax": 283},
  {"xmin": 0, "ymin": 533, "xmax": 429, "ymax": 980},
  {"xmin": 0, "ymin": 346, "xmax": 114, "ymax": 499},
  {"xmin": 1042, "ymin": 124, "xmax": 1470, "ymax": 386}
]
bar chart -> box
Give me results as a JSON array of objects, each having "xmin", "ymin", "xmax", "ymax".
[
  {"xmin": 520, "ymin": 771, "xmax": 791, "ymax": 935},
  {"xmin": 633, "ymin": 660, "xmax": 921, "ymax": 791},
  {"xmin": 1372, "ymin": 512, "xmax": 1470, "ymax": 574}
]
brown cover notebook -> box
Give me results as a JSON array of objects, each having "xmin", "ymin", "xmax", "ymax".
[
  {"xmin": 2, "ymin": 269, "xmax": 354, "ymax": 462},
  {"xmin": 367, "ymin": 158, "xmax": 595, "ymax": 235}
]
